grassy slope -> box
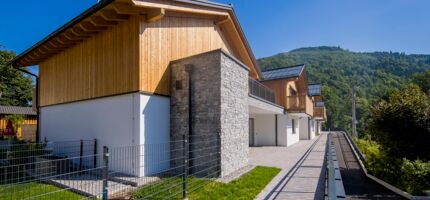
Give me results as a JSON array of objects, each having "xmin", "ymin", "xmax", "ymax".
[
  {"xmin": 132, "ymin": 166, "xmax": 281, "ymax": 200},
  {"xmin": 0, "ymin": 182, "xmax": 84, "ymax": 200}
]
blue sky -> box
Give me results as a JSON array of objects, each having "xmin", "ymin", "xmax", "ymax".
[{"xmin": 1, "ymin": 0, "xmax": 430, "ymax": 59}]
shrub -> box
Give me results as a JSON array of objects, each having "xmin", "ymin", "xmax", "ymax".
[
  {"xmin": 399, "ymin": 159, "xmax": 430, "ymax": 195},
  {"xmin": 356, "ymin": 137, "xmax": 430, "ymax": 195},
  {"xmin": 369, "ymin": 84, "xmax": 430, "ymax": 161}
]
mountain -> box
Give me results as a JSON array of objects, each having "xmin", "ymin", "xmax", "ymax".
[{"xmin": 257, "ymin": 46, "xmax": 430, "ymax": 132}]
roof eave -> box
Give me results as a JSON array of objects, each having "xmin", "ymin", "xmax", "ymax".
[{"xmin": 11, "ymin": 0, "xmax": 116, "ymax": 67}]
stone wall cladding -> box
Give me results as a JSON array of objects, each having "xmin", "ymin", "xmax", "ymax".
[
  {"xmin": 220, "ymin": 53, "xmax": 249, "ymax": 177},
  {"xmin": 170, "ymin": 49, "xmax": 249, "ymax": 178}
]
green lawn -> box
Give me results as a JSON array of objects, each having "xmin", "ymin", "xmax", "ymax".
[
  {"xmin": 0, "ymin": 182, "xmax": 85, "ymax": 200},
  {"xmin": 132, "ymin": 166, "xmax": 281, "ymax": 200}
]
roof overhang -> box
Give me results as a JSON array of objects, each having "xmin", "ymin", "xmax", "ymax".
[
  {"xmin": 288, "ymin": 112, "xmax": 311, "ymax": 118},
  {"xmin": 10, "ymin": 0, "xmax": 262, "ymax": 79},
  {"xmin": 248, "ymin": 95, "xmax": 284, "ymax": 115}
]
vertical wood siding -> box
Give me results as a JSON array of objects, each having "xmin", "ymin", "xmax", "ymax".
[
  {"xmin": 38, "ymin": 14, "xmax": 245, "ymax": 106},
  {"xmin": 0, "ymin": 115, "xmax": 37, "ymax": 132},
  {"xmin": 139, "ymin": 15, "xmax": 238, "ymax": 95},
  {"xmin": 39, "ymin": 16, "xmax": 140, "ymax": 106}
]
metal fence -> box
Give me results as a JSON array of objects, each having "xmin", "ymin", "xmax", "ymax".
[{"xmin": 0, "ymin": 134, "xmax": 221, "ymax": 199}]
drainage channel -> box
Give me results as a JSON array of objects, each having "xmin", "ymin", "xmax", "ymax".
[{"xmin": 332, "ymin": 132, "xmax": 406, "ymax": 200}]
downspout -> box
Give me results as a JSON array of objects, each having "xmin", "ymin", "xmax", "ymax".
[
  {"xmin": 275, "ymin": 115, "xmax": 278, "ymax": 146},
  {"xmin": 186, "ymin": 64, "xmax": 193, "ymax": 174},
  {"xmin": 12, "ymin": 66, "xmax": 40, "ymax": 142}
]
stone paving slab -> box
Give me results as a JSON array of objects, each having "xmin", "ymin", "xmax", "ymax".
[
  {"xmin": 109, "ymin": 174, "xmax": 160, "ymax": 187},
  {"xmin": 294, "ymin": 166, "xmax": 323, "ymax": 178},
  {"xmin": 275, "ymin": 191, "xmax": 316, "ymax": 200},
  {"xmin": 49, "ymin": 174, "xmax": 133, "ymax": 198},
  {"xmin": 253, "ymin": 133, "xmax": 328, "ymax": 200}
]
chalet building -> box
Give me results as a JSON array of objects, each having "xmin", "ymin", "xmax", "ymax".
[
  {"xmin": 10, "ymin": 0, "xmax": 281, "ymax": 178},
  {"xmin": 308, "ymin": 84, "xmax": 327, "ymax": 134},
  {"xmin": 256, "ymin": 65, "xmax": 327, "ymax": 146},
  {"xmin": 0, "ymin": 105, "xmax": 37, "ymax": 141}
]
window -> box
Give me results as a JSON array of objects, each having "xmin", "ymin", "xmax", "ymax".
[
  {"xmin": 289, "ymin": 87, "xmax": 297, "ymax": 96},
  {"xmin": 292, "ymin": 119, "xmax": 296, "ymax": 134}
]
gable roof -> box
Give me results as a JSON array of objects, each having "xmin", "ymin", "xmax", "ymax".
[
  {"xmin": 261, "ymin": 64, "xmax": 305, "ymax": 81},
  {"xmin": 10, "ymin": 0, "xmax": 262, "ymax": 79},
  {"xmin": 308, "ymin": 84, "xmax": 321, "ymax": 96},
  {"xmin": 0, "ymin": 106, "xmax": 36, "ymax": 115}
]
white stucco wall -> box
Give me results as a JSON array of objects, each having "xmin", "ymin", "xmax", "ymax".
[
  {"xmin": 299, "ymin": 117, "xmax": 310, "ymax": 140},
  {"xmin": 138, "ymin": 94, "xmax": 170, "ymax": 175},
  {"xmin": 277, "ymin": 114, "xmax": 287, "ymax": 146},
  {"xmin": 250, "ymin": 114, "xmax": 276, "ymax": 146},
  {"xmin": 310, "ymin": 119, "xmax": 316, "ymax": 139},
  {"xmin": 250, "ymin": 113, "xmax": 300, "ymax": 147},
  {"xmin": 286, "ymin": 114, "xmax": 300, "ymax": 146},
  {"xmin": 40, "ymin": 92, "xmax": 170, "ymax": 176}
]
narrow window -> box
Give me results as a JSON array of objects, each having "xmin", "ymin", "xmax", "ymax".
[{"xmin": 292, "ymin": 119, "xmax": 296, "ymax": 134}]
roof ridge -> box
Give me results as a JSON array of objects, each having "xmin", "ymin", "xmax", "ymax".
[{"xmin": 262, "ymin": 63, "xmax": 305, "ymax": 72}]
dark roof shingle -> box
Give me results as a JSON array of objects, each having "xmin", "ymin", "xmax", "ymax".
[
  {"xmin": 262, "ymin": 64, "xmax": 305, "ymax": 81},
  {"xmin": 0, "ymin": 106, "xmax": 36, "ymax": 115},
  {"xmin": 308, "ymin": 84, "xmax": 321, "ymax": 96},
  {"xmin": 315, "ymin": 101, "xmax": 325, "ymax": 107}
]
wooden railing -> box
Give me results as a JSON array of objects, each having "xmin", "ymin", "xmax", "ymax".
[
  {"xmin": 249, "ymin": 78, "xmax": 276, "ymax": 104},
  {"xmin": 314, "ymin": 106, "xmax": 327, "ymax": 120},
  {"xmin": 285, "ymin": 94, "xmax": 313, "ymax": 116}
]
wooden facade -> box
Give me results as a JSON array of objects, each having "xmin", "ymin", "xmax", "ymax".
[
  {"xmin": 0, "ymin": 115, "xmax": 37, "ymax": 140},
  {"xmin": 39, "ymin": 16, "xmax": 140, "ymax": 106},
  {"xmin": 13, "ymin": 0, "xmax": 261, "ymax": 107},
  {"xmin": 313, "ymin": 106, "xmax": 327, "ymax": 120},
  {"xmin": 261, "ymin": 72, "xmax": 314, "ymax": 116},
  {"xmin": 138, "ymin": 15, "xmax": 238, "ymax": 95}
]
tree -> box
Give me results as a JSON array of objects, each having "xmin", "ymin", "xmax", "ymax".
[
  {"xmin": 412, "ymin": 70, "xmax": 430, "ymax": 95},
  {"xmin": 4, "ymin": 114, "xmax": 25, "ymax": 132},
  {"xmin": 369, "ymin": 84, "xmax": 430, "ymax": 161},
  {"xmin": 0, "ymin": 48, "xmax": 33, "ymax": 106}
]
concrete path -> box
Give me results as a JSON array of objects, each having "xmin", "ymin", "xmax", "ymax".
[{"xmin": 252, "ymin": 133, "xmax": 327, "ymax": 200}]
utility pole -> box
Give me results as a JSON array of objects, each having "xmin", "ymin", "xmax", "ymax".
[{"xmin": 352, "ymin": 86, "xmax": 358, "ymax": 137}]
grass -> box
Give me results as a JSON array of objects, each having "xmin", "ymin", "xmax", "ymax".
[
  {"xmin": 0, "ymin": 182, "xmax": 85, "ymax": 200},
  {"xmin": 132, "ymin": 166, "xmax": 281, "ymax": 200}
]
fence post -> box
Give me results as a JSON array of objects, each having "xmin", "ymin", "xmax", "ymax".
[
  {"xmin": 182, "ymin": 134, "xmax": 188, "ymax": 200},
  {"xmin": 79, "ymin": 139, "xmax": 83, "ymax": 170},
  {"xmin": 102, "ymin": 146, "xmax": 109, "ymax": 200},
  {"xmin": 93, "ymin": 139, "xmax": 98, "ymax": 168}
]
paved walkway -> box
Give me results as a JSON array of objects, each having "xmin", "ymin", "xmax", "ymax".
[{"xmin": 252, "ymin": 133, "xmax": 327, "ymax": 200}]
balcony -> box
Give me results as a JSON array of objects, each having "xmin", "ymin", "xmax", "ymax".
[
  {"xmin": 313, "ymin": 105, "xmax": 327, "ymax": 120},
  {"xmin": 249, "ymin": 78, "xmax": 276, "ymax": 104},
  {"xmin": 285, "ymin": 94, "xmax": 313, "ymax": 116}
]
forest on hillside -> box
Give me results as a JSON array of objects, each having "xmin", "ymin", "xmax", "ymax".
[
  {"xmin": 259, "ymin": 46, "xmax": 430, "ymax": 195},
  {"xmin": 258, "ymin": 46, "xmax": 430, "ymax": 133}
]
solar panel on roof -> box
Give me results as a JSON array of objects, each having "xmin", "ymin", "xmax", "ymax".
[
  {"xmin": 262, "ymin": 64, "xmax": 304, "ymax": 80},
  {"xmin": 315, "ymin": 101, "xmax": 325, "ymax": 107},
  {"xmin": 308, "ymin": 84, "xmax": 321, "ymax": 96}
]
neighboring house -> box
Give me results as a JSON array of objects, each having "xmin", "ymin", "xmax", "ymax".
[
  {"xmin": 256, "ymin": 64, "xmax": 327, "ymax": 146},
  {"xmin": 10, "ymin": 0, "xmax": 278, "ymax": 178},
  {"xmin": 308, "ymin": 84, "xmax": 327, "ymax": 135},
  {"xmin": 0, "ymin": 105, "xmax": 37, "ymax": 141}
]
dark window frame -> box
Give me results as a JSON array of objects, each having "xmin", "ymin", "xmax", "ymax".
[{"xmin": 292, "ymin": 119, "xmax": 296, "ymax": 134}]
